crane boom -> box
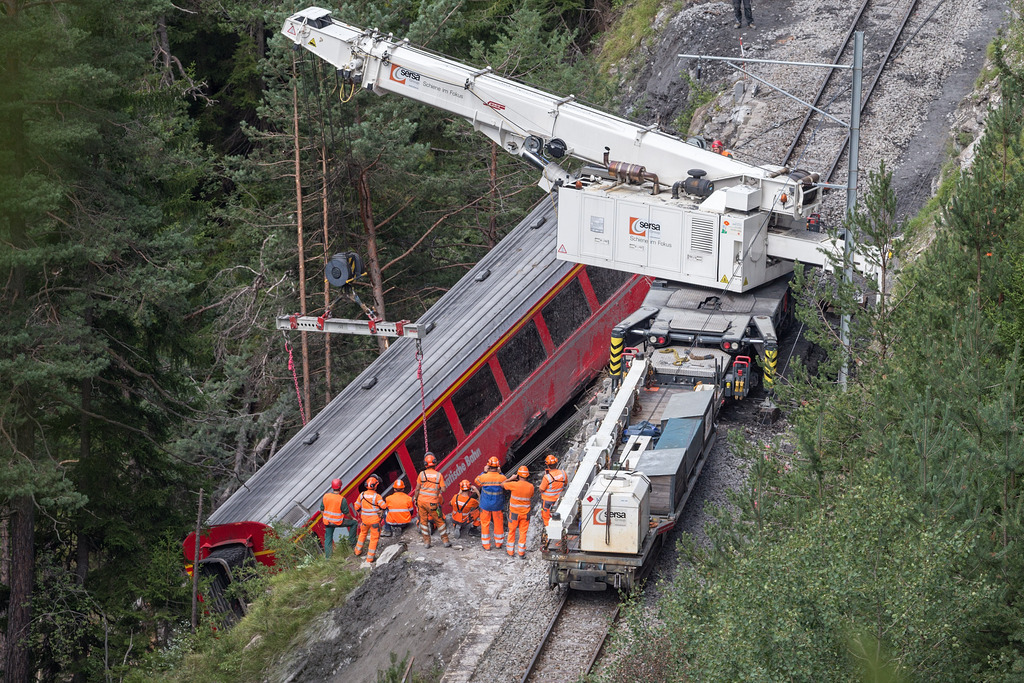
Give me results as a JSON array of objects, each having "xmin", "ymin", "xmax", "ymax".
[
  {"xmin": 283, "ymin": 7, "xmax": 876, "ymax": 294},
  {"xmin": 283, "ymin": 9, "xmax": 810, "ymax": 201}
]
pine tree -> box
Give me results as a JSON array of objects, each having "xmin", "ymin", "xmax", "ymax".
[{"xmin": 1, "ymin": 0, "xmax": 206, "ymax": 677}]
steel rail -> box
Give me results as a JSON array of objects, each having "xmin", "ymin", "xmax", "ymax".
[
  {"xmin": 520, "ymin": 591, "xmax": 569, "ymax": 683},
  {"xmin": 782, "ymin": 0, "xmax": 872, "ymax": 165},
  {"xmin": 584, "ymin": 604, "xmax": 621, "ymax": 676},
  {"xmin": 522, "ymin": 593, "xmax": 619, "ymax": 682},
  {"xmin": 825, "ymin": 0, "xmax": 920, "ymax": 181}
]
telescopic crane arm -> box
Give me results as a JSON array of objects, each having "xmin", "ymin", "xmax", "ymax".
[
  {"xmin": 283, "ymin": 8, "xmax": 886, "ymax": 295},
  {"xmin": 282, "ymin": 7, "xmax": 817, "ymax": 216}
]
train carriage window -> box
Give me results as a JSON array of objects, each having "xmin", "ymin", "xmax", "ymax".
[
  {"xmin": 367, "ymin": 452, "xmax": 405, "ymax": 491},
  {"xmin": 541, "ymin": 278, "xmax": 592, "ymax": 347},
  {"xmin": 585, "ymin": 266, "xmax": 632, "ymax": 304},
  {"xmin": 496, "ymin": 320, "xmax": 547, "ymax": 391},
  {"xmin": 451, "ymin": 365, "xmax": 503, "ymax": 435},
  {"xmin": 405, "ymin": 410, "xmax": 458, "ymax": 472}
]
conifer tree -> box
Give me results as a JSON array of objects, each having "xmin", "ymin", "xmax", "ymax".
[{"xmin": 1, "ymin": 0, "xmax": 205, "ymax": 676}]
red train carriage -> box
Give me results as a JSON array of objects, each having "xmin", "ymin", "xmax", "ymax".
[{"xmin": 184, "ymin": 198, "xmax": 649, "ymax": 591}]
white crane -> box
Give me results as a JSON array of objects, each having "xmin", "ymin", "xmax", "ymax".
[{"xmin": 282, "ymin": 8, "xmax": 874, "ymax": 295}]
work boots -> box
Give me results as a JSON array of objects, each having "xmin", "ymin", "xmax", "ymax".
[
  {"xmin": 442, "ymin": 535, "xmax": 451, "ymax": 548},
  {"xmin": 422, "ymin": 534, "xmax": 432, "ymax": 548}
]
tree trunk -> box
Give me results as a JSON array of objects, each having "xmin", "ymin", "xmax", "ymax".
[
  {"xmin": 4, "ymin": 435, "xmax": 34, "ymax": 683},
  {"xmin": 321, "ymin": 147, "xmax": 332, "ymax": 403},
  {"xmin": 354, "ymin": 167, "xmax": 388, "ymax": 353},
  {"xmin": 3, "ymin": 35, "xmax": 34, "ymax": 681},
  {"xmin": 75, "ymin": 355, "xmax": 92, "ymax": 587},
  {"xmin": 292, "ymin": 79, "xmax": 311, "ymax": 419},
  {"xmin": 487, "ymin": 142, "xmax": 499, "ymax": 248}
]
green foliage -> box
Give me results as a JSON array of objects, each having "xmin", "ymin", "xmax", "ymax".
[
  {"xmin": 673, "ymin": 74, "xmax": 718, "ymax": 135},
  {"xmin": 605, "ymin": 26, "xmax": 1024, "ymax": 677},
  {"xmin": 598, "ymin": 0, "xmax": 665, "ymax": 71},
  {"xmin": 123, "ymin": 555, "xmax": 362, "ymax": 682},
  {"xmin": 376, "ymin": 651, "xmax": 443, "ymax": 683}
]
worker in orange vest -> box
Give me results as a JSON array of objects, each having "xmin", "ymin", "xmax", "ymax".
[
  {"xmin": 539, "ymin": 454, "xmax": 568, "ymax": 526},
  {"xmin": 354, "ymin": 475, "xmax": 387, "ymax": 563},
  {"xmin": 503, "ymin": 466, "xmax": 535, "ymax": 558},
  {"xmin": 449, "ymin": 479, "xmax": 480, "ymax": 539},
  {"xmin": 321, "ymin": 478, "xmax": 356, "ymax": 559},
  {"xmin": 711, "ymin": 139, "xmax": 734, "ymax": 158},
  {"xmin": 383, "ymin": 479, "xmax": 415, "ymax": 537},
  {"xmin": 474, "ymin": 457, "xmax": 507, "ymax": 550},
  {"xmin": 413, "ymin": 452, "xmax": 450, "ymax": 548}
]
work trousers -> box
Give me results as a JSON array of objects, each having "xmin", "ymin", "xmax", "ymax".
[
  {"xmin": 506, "ymin": 512, "xmax": 529, "ymax": 557},
  {"xmin": 383, "ymin": 521, "xmax": 412, "ymax": 536},
  {"xmin": 479, "ymin": 509, "xmax": 504, "ymax": 549},
  {"xmin": 733, "ymin": 0, "xmax": 753, "ymax": 24},
  {"xmin": 417, "ymin": 501, "xmax": 448, "ymax": 544},
  {"xmin": 355, "ymin": 522, "xmax": 381, "ymax": 562},
  {"xmin": 541, "ymin": 499, "xmax": 557, "ymax": 526},
  {"xmin": 324, "ymin": 520, "xmax": 358, "ymax": 559}
]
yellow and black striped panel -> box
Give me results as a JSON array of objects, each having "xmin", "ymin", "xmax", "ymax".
[
  {"xmin": 608, "ymin": 335, "xmax": 625, "ymax": 377},
  {"xmin": 763, "ymin": 347, "xmax": 778, "ymax": 390}
]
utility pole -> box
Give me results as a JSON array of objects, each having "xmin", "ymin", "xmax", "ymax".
[{"xmin": 838, "ymin": 32, "xmax": 864, "ymax": 389}]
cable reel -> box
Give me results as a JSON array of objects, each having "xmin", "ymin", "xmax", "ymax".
[{"xmin": 325, "ymin": 251, "xmax": 365, "ymax": 288}]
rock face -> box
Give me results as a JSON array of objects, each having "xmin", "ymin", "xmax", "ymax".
[{"xmin": 616, "ymin": 0, "xmax": 1009, "ymax": 220}]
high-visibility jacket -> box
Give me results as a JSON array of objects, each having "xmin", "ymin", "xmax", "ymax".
[
  {"xmin": 502, "ymin": 479, "xmax": 535, "ymax": 516},
  {"xmin": 450, "ymin": 491, "xmax": 480, "ymax": 523},
  {"xmin": 322, "ymin": 491, "xmax": 347, "ymax": 526},
  {"xmin": 385, "ymin": 491, "xmax": 415, "ymax": 524},
  {"xmin": 539, "ymin": 469, "xmax": 567, "ymax": 502},
  {"xmin": 357, "ymin": 490, "xmax": 387, "ymax": 525},
  {"xmin": 416, "ymin": 468, "xmax": 446, "ymax": 505},
  {"xmin": 475, "ymin": 470, "xmax": 507, "ymax": 511}
]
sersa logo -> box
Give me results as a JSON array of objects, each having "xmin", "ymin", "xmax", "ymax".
[
  {"xmin": 592, "ymin": 508, "xmax": 627, "ymax": 525},
  {"xmin": 628, "ymin": 217, "xmax": 660, "ymax": 237},
  {"xmin": 390, "ymin": 65, "xmax": 421, "ymax": 89}
]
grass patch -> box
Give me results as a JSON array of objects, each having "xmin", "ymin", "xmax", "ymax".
[
  {"xmin": 599, "ymin": 0, "xmax": 667, "ymax": 72},
  {"xmin": 904, "ymin": 158, "xmax": 961, "ymax": 251},
  {"xmin": 673, "ymin": 75, "xmax": 719, "ymax": 134},
  {"xmin": 125, "ymin": 553, "xmax": 363, "ymax": 683}
]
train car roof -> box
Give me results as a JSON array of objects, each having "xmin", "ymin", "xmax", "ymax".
[{"xmin": 208, "ymin": 197, "xmax": 569, "ymax": 527}]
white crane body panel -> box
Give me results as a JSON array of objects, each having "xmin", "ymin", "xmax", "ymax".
[{"xmin": 579, "ymin": 470, "xmax": 651, "ymax": 554}]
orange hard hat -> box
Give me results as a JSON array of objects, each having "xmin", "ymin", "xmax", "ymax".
[
  {"xmin": 331, "ymin": 478, "xmax": 342, "ymax": 490},
  {"xmin": 487, "ymin": 456, "xmax": 500, "ymax": 468},
  {"xmin": 544, "ymin": 454, "xmax": 558, "ymax": 467},
  {"xmin": 517, "ymin": 466, "xmax": 530, "ymax": 478},
  {"xmin": 366, "ymin": 475, "xmax": 380, "ymax": 490},
  {"xmin": 459, "ymin": 479, "xmax": 471, "ymax": 491},
  {"xmin": 424, "ymin": 452, "xmax": 437, "ymax": 467},
  {"xmin": 393, "ymin": 479, "xmax": 405, "ymax": 490}
]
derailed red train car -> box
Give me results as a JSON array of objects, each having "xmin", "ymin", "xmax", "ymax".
[{"xmin": 184, "ymin": 198, "xmax": 649, "ymax": 601}]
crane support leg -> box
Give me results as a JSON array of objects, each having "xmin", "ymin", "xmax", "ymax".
[
  {"xmin": 608, "ymin": 306, "xmax": 659, "ymax": 389},
  {"xmin": 751, "ymin": 315, "xmax": 779, "ymax": 391}
]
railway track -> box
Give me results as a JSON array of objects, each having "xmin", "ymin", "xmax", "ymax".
[
  {"xmin": 521, "ymin": 590, "xmax": 620, "ymax": 682},
  {"xmin": 784, "ymin": 0, "xmax": 927, "ymax": 182}
]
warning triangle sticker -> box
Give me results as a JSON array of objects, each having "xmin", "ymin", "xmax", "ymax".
[
  {"xmin": 286, "ymin": 25, "xmax": 296, "ymax": 35},
  {"xmin": 743, "ymin": 277, "xmax": 748, "ymax": 286},
  {"xmin": 557, "ymin": 244, "xmax": 567, "ymax": 254},
  {"xmin": 720, "ymin": 275, "xmax": 729, "ymax": 283},
  {"xmin": 308, "ymin": 38, "xmax": 317, "ymax": 47}
]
